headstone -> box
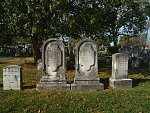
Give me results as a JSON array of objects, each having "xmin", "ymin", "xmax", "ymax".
[
  {"xmin": 132, "ymin": 46, "xmax": 140, "ymax": 57},
  {"xmin": 36, "ymin": 38, "xmax": 70, "ymax": 90},
  {"xmin": 106, "ymin": 57, "xmax": 112, "ymax": 63},
  {"xmin": 99, "ymin": 51, "xmax": 103, "ymax": 56},
  {"xmin": 132, "ymin": 57, "xmax": 140, "ymax": 68},
  {"xmin": 109, "ymin": 53, "xmax": 132, "ymax": 88},
  {"xmin": 37, "ymin": 59, "xmax": 42, "ymax": 70},
  {"xmin": 123, "ymin": 45, "xmax": 130, "ymax": 54},
  {"xmin": 70, "ymin": 48, "xmax": 75, "ymax": 62},
  {"xmin": 3, "ymin": 65, "xmax": 22, "ymax": 90},
  {"xmin": 71, "ymin": 39, "xmax": 104, "ymax": 90},
  {"xmin": 65, "ymin": 46, "xmax": 69, "ymax": 56},
  {"xmin": 15, "ymin": 46, "xmax": 22, "ymax": 57},
  {"xmin": 142, "ymin": 53, "xmax": 149, "ymax": 63}
]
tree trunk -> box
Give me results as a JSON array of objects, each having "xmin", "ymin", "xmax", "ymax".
[{"xmin": 31, "ymin": 35, "xmax": 41, "ymax": 62}]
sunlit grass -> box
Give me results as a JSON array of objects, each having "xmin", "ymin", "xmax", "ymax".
[{"xmin": 0, "ymin": 57, "xmax": 150, "ymax": 112}]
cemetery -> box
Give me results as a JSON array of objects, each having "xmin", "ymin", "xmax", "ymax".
[
  {"xmin": 0, "ymin": 0, "xmax": 150, "ymax": 112},
  {"xmin": 0, "ymin": 38, "xmax": 150, "ymax": 112}
]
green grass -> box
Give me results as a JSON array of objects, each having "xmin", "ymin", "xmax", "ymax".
[{"xmin": 0, "ymin": 57, "xmax": 150, "ymax": 112}]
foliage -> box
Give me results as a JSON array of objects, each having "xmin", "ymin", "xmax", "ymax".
[
  {"xmin": 118, "ymin": 34, "xmax": 147, "ymax": 47},
  {"xmin": 1, "ymin": 0, "xmax": 150, "ymax": 61},
  {"xmin": 1, "ymin": 0, "xmax": 73, "ymax": 61},
  {"xmin": 107, "ymin": 46, "xmax": 119, "ymax": 55}
]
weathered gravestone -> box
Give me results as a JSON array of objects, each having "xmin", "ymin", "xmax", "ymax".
[
  {"xmin": 36, "ymin": 38, "xmax": 70, "ymax": 90},
  {"xmin": 106, "ymin": 57, "xmax": 112, "ymax": 63},
  {"xmin": 132, "ymin": 46, "xmax": 140, "ymax": 57},
  {"xmin": 109, "ymin": 53, "xmax": 132, "ymax": 88},
  {"xmin": 70, "ymin": 48, "xmax": 75, "ymax": 62},
  {"xmin": 132, "ymin": 57, "xmax": 140, "ymax": 68},
  {"xmin": 142, "ymin": 53, "xmax": 149, "ymax": 63},
  {"xmin": 131, "ymin": 46, "xmax": 140, "ymax": 68},
  {"xmin": 37, "ymin": 59, "xmax": 42, "ymax": 70},
  {"xmin": 3, "ymin": 65, "xmax": 22, "ymax": 90},
  {"xmin": 123, "ymin": 45, "xmax": 130, "ymax": 54},
  {"xmin": 71, "ymin": 39, "xmax": 104, "ymax": 90}
]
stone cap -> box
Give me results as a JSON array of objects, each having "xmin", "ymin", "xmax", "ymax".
[
  {"xmin": 3, "ymin": 65, "xmax": 22, "ymax": 71},
  {"xmin": 6, "ymin": 65, "xmax": 21, "ymax": 68}
]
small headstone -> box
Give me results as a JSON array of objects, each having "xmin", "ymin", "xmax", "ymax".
[
  {"xmin": 106, "ymin": 57, "xmax": 112, "ymax": 63},
  {"xmin": 37, "ymin": 59, "xmax": 42, "ymax": 70},
  {"xmin": 71, "ymin": 39, "xmax": 104, "ymax": 90},
  {"xmin": 70, "ymin": 49, "xmax": 75, "ymax": 62},
  {"xmin": 36, "ymin": 38, "xmax": 70, "ymax": 90},
  {"xmin": 3, "ymin": 65, "xmax": 22, "ymax": 90},
  {"xmin": 123, "ymin": 45, "xmax": 130, "ymax": 54},
  {"xmin": 109, "ymin": 53, "xmax": 132, "ymax": 88},
  {"xmin": 142, "ymin": 53, "xmax": 149, "ymax": 63},
  {"xmin": 132, "ymin": 46, "xmax": 140, "ymax": 57},
  {"xmin": 132, "ymin": 57, "xmax": 140, "ymax": 68}
]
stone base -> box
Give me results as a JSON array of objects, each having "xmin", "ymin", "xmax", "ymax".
[
  {"xmin": 71, "ymin": 83, "xmax": 104, "ymax": 91},
  {"xmin": 36, "ymin": 82, "xmax": 70, "ymax": 90},
  {"xmin": 109, "ymin": 77, "xmax": 132, "ymax": 88}
]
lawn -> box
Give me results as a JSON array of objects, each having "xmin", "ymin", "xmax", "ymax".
[{"xmin": 0, "ymin": 57, "xmax": 150, "ymax": 112}]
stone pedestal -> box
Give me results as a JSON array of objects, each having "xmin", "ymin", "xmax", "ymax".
[
  {"xmin": 3, "ymin": 65, "xmax": 22, "ymax": 90},
  {"xmin": 109, "ymin": 53, "xmax": 132, "ymax": 88},
  {"xmin": 109, "ymin": 78, "xmax": 132, "ymax": 88},
  {"xmin": 71, "ymin": 39, "xmax": 104, "ymax": 90},
  {"xmin": 36, "ymin": 38, "xmax": 70, "ymax": 90}
]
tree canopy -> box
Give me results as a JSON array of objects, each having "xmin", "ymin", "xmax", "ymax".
[{"xmin": 1, "ymin": 0, "xmax": 150, "ymax": 61}]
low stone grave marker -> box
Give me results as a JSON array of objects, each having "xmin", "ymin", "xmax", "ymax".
[
  {"xmin": 3, "ymin": 65, "xmax": 22, "ymax": 90},
  {"xmin": 109, "ymin": 53, "xmax": 132, "ymax": 88}
]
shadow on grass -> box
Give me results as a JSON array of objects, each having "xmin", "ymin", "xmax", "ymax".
[
  {"xmin": 23, "ymin": 85, "xmax": 36, "ymax": 89},
  {"xmin": 0, "ymin": 62, "xmax": 8, "ymax": 64},
  {"xmin": 132, "ymin": 78, "xmax": 150, "ymax": 87},
  {"xmin": 101, "ymin": 78, "xmax": 109, "ymax": 89},
  {"xmin": 129, "ymin": 69, "xmax": 150, "ymax": 77}
]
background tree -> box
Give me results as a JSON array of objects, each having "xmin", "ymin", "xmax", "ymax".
[{"xmin": 1, "ymin": 0, "xmax": 73, "ymax": 61}]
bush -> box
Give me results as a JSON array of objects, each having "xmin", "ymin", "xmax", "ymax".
[{"xmin": 107, "ymin": 46, "xmax": 119, "ymax": 55}]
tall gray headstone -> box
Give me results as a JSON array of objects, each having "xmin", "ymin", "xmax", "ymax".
[
  {"xmin": 132, "ymin": 57, "xmax": 140, "ymax": 68},
  {"xmin": 132, "ymin": 46, "xmax": 140, "ymax": 57},
  {"xmin": 3, "ymin": 65, "xmax": 22, "ymax": 90},
  {"xmin": 36, "ymin": 38, "xmax": 69, "ymax": 90},
  {"xmin": 109, "ymin": 53, "xmax": 132, "ymax": 88},
  {"xmin": 123, "ymin": 45, "xmax": 130, "ymax": 54},
  {"xmin": 71, "ymin": 39, "xmax": 104, "ymax": 90}
]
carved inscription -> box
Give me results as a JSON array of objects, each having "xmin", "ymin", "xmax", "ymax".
[
  {"xmin": 79, "ymin": 43, "xmax": 95, "ymax": 71},
  {"xmin": 46, "ymin": 43, "xmax": 62, "ymax": 76},
  {"xmin": 117, "ymin": 56, "xmax": 128, "ymax": 78}
]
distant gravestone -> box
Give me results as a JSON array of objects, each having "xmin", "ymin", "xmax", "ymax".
[
  {"xmin": 70, "ymin": 48, "xmax": 75, "ymax": 62},
  {"xmin": 106, "ymin": 57, "xmax": 112, "ymax": 63},
  {"xmin": 142, "ymin": 53, "xmax": 149, "ymax": 63},
  {"xmin": 123, "ymin": 45, "xmax": 130, "ymax": 54},
  {"xmin": 132, "ymin": 46, "xmax": 140, "ymax": 57},
  {"xmin": 71, "ymin": 39, "xmax": 104, "ymax": 90},
  {"xmin": 109, "ymin": 53, "xmax": 132, "ymax": 88},
  {"xmin": 36, "ymin": 38, "xmax": 69, "ymax": 90},
  {"xmin": 3, "ymin": 65, "xmax": 22, "ymax": 90},
  {"xmin": 37, "ymin": 59, "xmax": 42, "ymax": 70},
  {"xmin": 132, "ymin": 57, "xmax": 140, "ymax": 68}
]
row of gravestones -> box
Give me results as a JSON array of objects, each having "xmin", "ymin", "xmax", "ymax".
[
  {"xmin": 2, "ymin": 38, "xmax": 132, "ymax": 90},
  {"xmin": 122, "ymin": 45, "xmax": 150, "ymax": 68},
  {"xmin": 0, "ymin": 45, "xmax": 34, "ymax": 57}
]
